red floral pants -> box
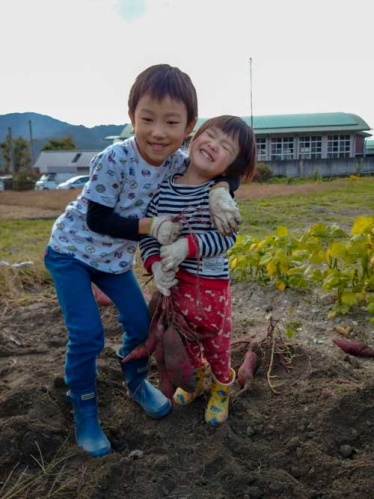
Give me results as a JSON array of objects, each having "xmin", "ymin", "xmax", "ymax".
[{"xmin": 170, "ymin": 272, "xmax": 232, "ymax": 383}]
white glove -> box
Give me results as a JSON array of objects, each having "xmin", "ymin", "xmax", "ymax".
[
  {"xmin": 209, "ymin": 187, "xmax": 242, "ymax": 235},
  {"xmin": 151, "ymin": 261, "xmax": 178, "ymax": 296},
  {"xmin": 160, "ymin": 238, "xmax": 189, "ymax": 272},
  {"xmin": 149, "ymin": 215, "xmax": 182, "ymax": 245}
]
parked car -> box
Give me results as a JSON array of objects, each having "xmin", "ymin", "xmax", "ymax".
[
  {"xmin": 56, "ymin": 175, "xmax": 90, "ymax": 190},
  {"xmin": 35, "ymin": 173, "xmax": 77, "ymax": 190},
  {"xmin": 0, "ymin": 179, "xmax": 4, "ymax": 192}
]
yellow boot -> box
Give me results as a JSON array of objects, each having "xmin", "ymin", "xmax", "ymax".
[
  {"xmin": 173, "ymin": 365, "xmax": 209, "ymax": 405},
  {"xmin": 205, "ymin": 368, "xmax": 236, "ymax": 426}
]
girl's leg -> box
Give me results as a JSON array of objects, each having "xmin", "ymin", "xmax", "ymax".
[{"xmin": 199, "ymin": 288, "xmax": 234, "ymax": 426}]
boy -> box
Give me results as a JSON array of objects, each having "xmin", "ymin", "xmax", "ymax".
[{"xmin": 44, "ymin": 64, "xmax": 241, "ymax": 457}]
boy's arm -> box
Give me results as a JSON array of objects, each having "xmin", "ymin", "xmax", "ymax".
[
  {"xmin": 209, "ymin": 179, "xmax": 242, "ymax": 235},
  {"xmin": 214, "ymin": 175, "xmax": 240, "ymax": 195},
  {"xmin": 138, "ymin": 197, "xmax": 163, "ymax": 271},
  {"xmin": 86, "ymin": 200, "xmax": 181, "ymax": 244},
  {"xmin": 139, "ymin": 198, "xmax": 178, "ymax": 296}
]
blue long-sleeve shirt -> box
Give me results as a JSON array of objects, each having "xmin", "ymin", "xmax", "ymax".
[{"xmin": 139, "ymin": 173, "xmax": 237, "ymax": 279}]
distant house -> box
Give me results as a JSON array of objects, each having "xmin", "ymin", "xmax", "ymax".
[
  {"xmin": 105, "ymin": 123, "xmax": 133, "ymax": 143},
  {"xmin": 116, "ymin": 111, "xmax": 374, "ymax": 178},
  {"xmin": 33, "ymin": 150, "xmax": 100, "ymax": 176},
  {"xmin": 365, "ymin": 138, "xmax": 374, "ymax": 157}
]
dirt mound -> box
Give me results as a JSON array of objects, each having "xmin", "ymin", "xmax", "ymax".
[{"xmin": 1, "ymin": 282, "xmax": 374, "ymax": 498}]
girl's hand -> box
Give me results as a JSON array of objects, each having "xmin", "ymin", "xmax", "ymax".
[
  {"xmin": 160, "ymin": 238, "xmax": 189, "ymax": 271},
  {"xmin": 151, "ymin": 261, "xmax": 178, "ymax": 296},
  {"xmin": 149, "ymin": 216, "xmax": 182, "ymax": 245}
]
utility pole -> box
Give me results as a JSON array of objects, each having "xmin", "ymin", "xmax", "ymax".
[
  {"xmin": 249, "ymin": 57, "xmax": 253, "ymax": 128},
  {"xmin": 28, "ymin": 120, "xmax": 34, "ymax": 165},
  {"xmin": 8, "ymin": 127, "xmax": 15, "ymax": 175}
]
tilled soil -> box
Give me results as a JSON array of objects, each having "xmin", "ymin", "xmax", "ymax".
[{"xmin": 1, "ymin": 280, "xmax": 374, "ymax": 498}]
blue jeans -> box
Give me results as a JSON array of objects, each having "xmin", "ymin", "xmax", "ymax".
[{"xmin": 44, "ymin": 246, "xmax": 149, "ymax": 391}]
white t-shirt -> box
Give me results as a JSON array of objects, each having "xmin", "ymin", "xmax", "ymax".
[{"xmin": 48, "ymin": 137, "xmax": 188, "ymax": 273}]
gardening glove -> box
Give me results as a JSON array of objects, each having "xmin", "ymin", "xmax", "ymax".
[
  {"xmin": 209, "ymin": 187, "xmax": 242, "ymax": 235},
  {"xmin": 149, "ymin": 215, "xmax": 182, "ymax": 245},
  {"xmin": 160, "ymin": 238, "xmax": 189, "ymax": 272},
  {"xmin": 151, "ymin": 261, "xmax": 178, "ymax": 296}
]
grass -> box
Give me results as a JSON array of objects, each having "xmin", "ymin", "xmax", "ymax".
[
  {"xmin": 0, "ymin": 189, "xmax": 78, "ymax": 211},
  {"xmin": 1, "ymin": 177, "xmax": 374, "ymax": 304},
  {"xmin": 0, "ymin": 441, "xmax": 80, "ymax": 499},
  {"xmin": 237, "ymin": 177, "xmax": 374, "ymax": 237}
]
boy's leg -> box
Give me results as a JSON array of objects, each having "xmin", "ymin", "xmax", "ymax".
[
  {"xmin": 96, "ymin": 270, "xmax": 172, "ymax": 419},
  {"xmin": 44, "ymin": 247, "xmax": 110, "ymax": 457},
  {"xmin": 44, "ymin": 247, "xmax": 105, "ymax": 390}
]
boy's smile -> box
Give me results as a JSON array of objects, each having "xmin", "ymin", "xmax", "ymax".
[{"xmin": 130, "ymin": 95, "xmax": 196, "ymax": 166}]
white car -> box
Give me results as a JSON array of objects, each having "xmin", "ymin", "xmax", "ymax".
[{"xmin": 56, "ymin": 175, "xmax": 90, "ymax": 190}]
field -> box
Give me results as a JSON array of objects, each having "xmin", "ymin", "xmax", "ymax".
[{"xmin": 1, "ymin": 179, "xmax": 374, "ymax": 498}]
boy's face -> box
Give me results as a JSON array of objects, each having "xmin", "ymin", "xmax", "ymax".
[
  {"xmin": 129, "ymin": 95, "xmax": 196, "ymax": 166},
  {"xmin": 189, "ymin": 127, "xmax": 240, "ymax": 181}
]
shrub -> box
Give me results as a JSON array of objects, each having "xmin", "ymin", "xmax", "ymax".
[
  {"xmin": 12, "ymin": 171, "xmax": 38, "ymax": 191},
  {"xmin": 254, "ymin": 163, "xmax": 274, "ymax": 183}
]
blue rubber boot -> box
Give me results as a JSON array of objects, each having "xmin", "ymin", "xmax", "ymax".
[
  {"xmin": 66, "ymin": 390, "xmax": 111, "ymax": 458},
  {"xmin": 116, "ymin": 348, "xmax": 172, "ymax": 419}
]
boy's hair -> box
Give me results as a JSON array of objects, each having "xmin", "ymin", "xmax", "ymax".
[
  {"xmin": 128, "ymin": 64, "xmax": 198, "ymax": 125},
  {"xmin": 190, "ymin": 115, "xmax": 257, "ymax": 182}
]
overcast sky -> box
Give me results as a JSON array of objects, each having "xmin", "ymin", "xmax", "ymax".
[{"xmin": 1, "ymin": 0, "xmax": 373, "ymax": 134}]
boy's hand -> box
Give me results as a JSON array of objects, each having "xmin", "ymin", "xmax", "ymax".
[
  {"xmin": 149, "ymin": 216, "xmax": 182, "ymax": 245},
  {"xmin": 151, "ymin": 261, "xmax": 178, "ymax": 296},
  {"xmin": 209, "ymin": 187, "xmax": 242, "ymax": 235},
  {"xmin": 160, "ymin": 238, "xmax": 189, "ymax": 271}
]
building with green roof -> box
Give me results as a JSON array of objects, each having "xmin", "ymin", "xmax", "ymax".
[{"xmin": 117, "ymin": 112, "xmax": 374, "ymax": 178}]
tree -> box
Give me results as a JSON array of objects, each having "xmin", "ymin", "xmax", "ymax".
[
  {"xmin": 41, "ymin": 136, "xmax": 76, "ymax": 151},
  {"xmin": 0, "ymin": 134, "xmax": 11, "ymax": 172},
  {"xmin": 14, "ymin": 137, "xmax": 31, "ymax": 170},
  {"xmin": 0, "ymin": 134, "xmax": 31, "ymax": 173}
]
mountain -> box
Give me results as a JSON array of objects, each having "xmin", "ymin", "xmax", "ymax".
[{"xmin": 0, "ymin": 112, "xmax": 126, "ymax": 167}]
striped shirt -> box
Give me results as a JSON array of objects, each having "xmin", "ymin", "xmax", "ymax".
[{"xmin": 139, "ymin": 173, "xmax": 237, "ymax": 279}]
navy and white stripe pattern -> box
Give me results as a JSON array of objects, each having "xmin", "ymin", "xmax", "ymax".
[{"xmin": 139, "ymin": 174, "xmax": 237, "ymax": 279}]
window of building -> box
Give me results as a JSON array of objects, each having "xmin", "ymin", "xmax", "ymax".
[
  {"xmin": 327, "ymin": 135, "xmax": 350, "ymax": 158},
  {"xmin": 256, "ymin": 138, "xmax": 266, "ymax": 160},
  {"xmin": 299, "ymin": 136, "xmax": 322, "ymax": 159},
  {"xmin": 270, "ymin": 137, "xmax": 294, "ymax": 160},
  {"xmin": 72, "ymin": 153, "xmax": 82, "ymax": 163}
]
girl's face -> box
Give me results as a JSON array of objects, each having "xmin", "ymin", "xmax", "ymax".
[
  {"xmin": 130, "ymin": 94, "xmax": 196, "ymax": 166},
  {"xmin": 188, "ymin": 126, "xmax": 240, "ymax": 181}
]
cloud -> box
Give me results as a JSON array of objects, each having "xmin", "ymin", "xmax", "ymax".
[{"xmin": 114, "ymin": 0, "xmax": 148, "ymax": 22}]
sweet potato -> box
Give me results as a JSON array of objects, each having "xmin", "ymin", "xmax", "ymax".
[
  {"xmin": 148, "ymin": 290, "xmax": 162, "ymax": 319},
  {"xmin": 163, "ymin": 325, "xmax": 195, "ymax": 393},
  {"xmin": 237, "ymin": 349, "xmax": 258, "ymax": 395},
  {"xmin": 92, "ymin": 284, "xmax": 112, "ymax": 306},
  {"xmin": 332, "ymin": 338, "xmax": 374, "ymax": 357},
  {"xmin": 122, "ymin": 307, "xmax": 165, "ymax": 364},
  {"xmin": 155, "ymin": 334, "xmax": 176, "ymax": 399}
]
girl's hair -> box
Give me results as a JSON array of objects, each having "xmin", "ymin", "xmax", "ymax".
[
  {"xmin": 128, "ymin": 64, "xmax": 198, "ymax": 125},
  {"xmin": 190, "ymin": 115, "xmax": 257, "ymax": 182}
]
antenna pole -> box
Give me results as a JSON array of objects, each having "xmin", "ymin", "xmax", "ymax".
[{"xmin": 249, "ymin": 57, "xmax": 253, "ymax": 128}]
